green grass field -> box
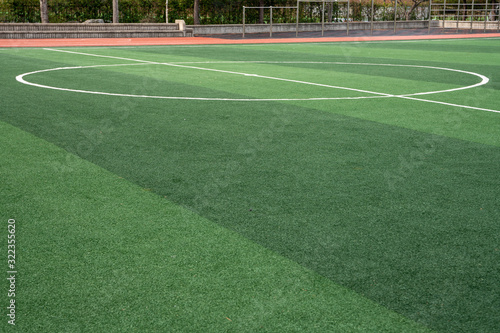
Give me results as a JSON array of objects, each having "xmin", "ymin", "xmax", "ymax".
[{"xmin": 1, "ymin": 38, "xmax": 499, "ymax": 332}]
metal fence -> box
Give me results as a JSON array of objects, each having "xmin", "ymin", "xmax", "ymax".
[
  {"xmin": 1, "ymin": 0, "xmax": 499, "ymax": 27},
  {"xmin": 430, "ymin": 1, "xmax": 500, "ymax": 31}
]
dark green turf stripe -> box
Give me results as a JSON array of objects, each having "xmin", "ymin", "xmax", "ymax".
[
  {"xmin": 4, "ymin": 89, "xmax": 497, "ymax": 332},
  {"xmin": 0, "ymin": 120, "xmax": 434, "ymax": 332}
]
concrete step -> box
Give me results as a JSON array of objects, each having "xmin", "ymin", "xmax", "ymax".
[{"xmin": 0, "ymin": 30, "xmax": 192, "ymax": 39}]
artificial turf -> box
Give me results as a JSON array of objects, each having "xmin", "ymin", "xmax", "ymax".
[
  {"xmin": 1, "ymin": 120, "xmax": 436, "ymax": 332},
  {"xmin": 1, "ymin": 38, "xmax": 499, "ymax": 332}
]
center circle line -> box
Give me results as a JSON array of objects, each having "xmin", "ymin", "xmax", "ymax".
[{"xmin": 15, "ymin": 61, "xmax": 488, "ymax": 101}]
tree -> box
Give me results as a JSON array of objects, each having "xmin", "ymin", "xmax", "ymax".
[
  {"xmin": 40, "ymin": 0, "xmax": 48, "ymax": 23},
  {"xmin": 402, "ymin": 0, "xmax": 426, "ymax": 21},
  {"xmin": 113, "ymin": 0, "xmax": 119, "ymax": 23},
  {"xmin": 194, "ymin": 0, "xmax": 200, "ymax": 24}
]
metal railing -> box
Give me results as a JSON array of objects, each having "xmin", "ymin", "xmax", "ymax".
[
  {"xmin": 242, "ymin": 0, "xmax": 500, "ymax": 38},
  {"xmin": 430, "ymin": 1, "xmax": 500, "ymax": 32},
  {"xmin": 242, "ymin": 6, "xmax": 298, "ymax": 38}
]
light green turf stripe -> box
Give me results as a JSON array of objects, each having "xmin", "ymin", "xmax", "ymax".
[
  {"xmin": 0, "ymin": 120, "xmax": 434, "ymax": 332},
  {"xmin": 2, "ymin": 43, "xmax": 499, "ymax": 147}
]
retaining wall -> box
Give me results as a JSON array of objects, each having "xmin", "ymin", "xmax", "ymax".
[
  {"xmin": 3, "ymin": 20, "xmax": 498, "ymax": 39},
  {"xmin": 189, "ymin": 21, "xmax": 434, "ymax": 35},
  {"xmin": 0, "ymin": 22, "xmax": 192, "ymax": 39},
  {"xmin": 439, "ymin": 20, "xmax": 500, "ymax": 30}
]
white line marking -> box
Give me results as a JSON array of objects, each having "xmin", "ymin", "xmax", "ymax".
[
  {"xmin": 400, "ymin": 96, "xmax": 500, "ymax": 114},
  {"xmin": 15, "ymin": 66, "xmax": 391, "ymax": 101},
  {"xmin": 152, "ymin": 60, "xmax": 490, "ymax": 97},
  {"xmin": 41, "ymin": 49, "xmax": 491, "ymax": 97},
  {"xmin": 43, "ymin": 47, "xmax": 155, "ymax": 63},
  {"xmin": 42, "ymin": 48, "xmax": 393, "ymax": 97},
  {"xmin": 13, "ymin": 48, "xmax": 498, "ymax": 114}
]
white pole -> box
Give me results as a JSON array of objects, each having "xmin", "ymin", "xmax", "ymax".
[
  {"xmin": 270, "ymin": 6, "xmax": 273, "ymax": 37},
  {"xmin": 371, "ymin": 0, "xmax": 374, "ymax": 35},
  {"xmin": 322, "ymin": 0, "xmax": 325, "ymax": 36},
  {"xmin": 443, "ymin": 0, "xmax": 446, "ymax": 31},
  {"xmin": 470, "ymin": 0, "xmax": 474, "ymax": 31},
  {"xmin": 243, "ymin": 6, "xmax": 246, "ymax": 38},
  {"xmin": 484, "ymin": 0, "xmax": 488, "ymax": 32},
  {"xmin": 347, "ymin": 0, "xmax": 350, "ymax": 35},
  {"xmin": 394, "ymin": 0, "xmax": 398, "ymax": 33},
  {"xmin": 428, "ymin": 0, "xmax": 432, "ymax": 34}
]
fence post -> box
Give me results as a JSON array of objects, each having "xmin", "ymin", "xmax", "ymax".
[
  {"xmin": 270, "ymin": 6, "xmax": 273, "ymax": 37},
  {"xmin": 394, "ymin": 0, "xmax": 398, "ymax": 33},
  {"xmin": 484, "ymin": 0, "xmax": 488, "ymax": 32},
  {"xmin": 166, "ymin": 0, "xmax": 168, "ymax": 23},
  {"xmin": 456, "ymin": 0, "xmax": 461, "ymax": 33},
  {"xmin": 443, "ymin": 0, "xmax": 446, "ymax": 31},
  {"xmin": 371, "ymin": 0, "xmax": 374, "ymax": 35},
  {"xmin": 322, "ymin": 0, "xmax": 325, "ymax": 36},
  {"xmin": 428, "ymin": 0, "xmax": 432, "ymax": 34},
  {"xmin": 347, "ymin": 0, "xmax": 350, "ymax": 35},
  {"xmin": 242, "ymin": 6, "xmax": 246, "ymax": 38},
  {"xmin": 296, "ymin": 0, "xmax": 300, "ymax": 37},
  {"xmin": 470, "ymin": 0, "xmax": 475, "ymax": 32}
]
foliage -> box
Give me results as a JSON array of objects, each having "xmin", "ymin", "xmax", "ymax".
[
  {"xmin": 0, "ymin": 0, "xmax": 470, "ymax": 24},
  {"xmin": 0, "ymin": 0, "xmax": 39, "ymax": 23}
]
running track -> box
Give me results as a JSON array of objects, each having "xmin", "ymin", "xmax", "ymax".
[{"xmin": 1, "ymin": 32, "xmax": 500, "ymax": 47}]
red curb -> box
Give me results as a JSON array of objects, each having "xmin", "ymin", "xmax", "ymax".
[{"xmin": 1, "ymin": 33, "xmax": 499, "ymax": 48}]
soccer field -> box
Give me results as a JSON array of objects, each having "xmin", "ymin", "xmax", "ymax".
[{"xmin": 1, "ymin": 38, "xmax": 499, "ymax": 332}]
